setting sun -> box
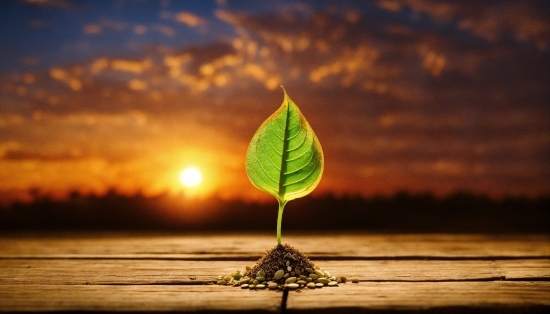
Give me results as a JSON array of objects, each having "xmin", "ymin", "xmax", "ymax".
[{"xmin": 179, "ymin": 167, "xmax": 203, "ymax": 188}]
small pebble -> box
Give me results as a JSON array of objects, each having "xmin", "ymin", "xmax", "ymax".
[
  {"xmin": 274, "ymin": 269, "xmax": 284, "ymax": 280},
  {"xmin": 287, "ymin": 283, "xmax": 299, "ymax": 289},
  {"xmin": 239, "ymin": 279, "xmax": 250, "ymax": 285},
  {"xmin": 214, "ymin": 265, "xmax": 348, "ymax": 293}
]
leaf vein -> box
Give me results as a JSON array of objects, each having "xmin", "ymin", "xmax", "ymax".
[
  {"xmin": 283, "ymin": 153, "xmax": 320, "ymax": 187},
  {"xmin": 257, "ymin": 136, "xmax": 282, "ymax": 171}
]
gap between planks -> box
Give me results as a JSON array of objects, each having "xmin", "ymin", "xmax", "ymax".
[{"xmin": 2, "ymin": 255, "xmax": 550, "ymax": 260}]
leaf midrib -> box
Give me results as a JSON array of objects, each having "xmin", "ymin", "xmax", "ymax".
[{"xmin": 278, "ymin": 101, "xmax": 291, "ymax": 199}]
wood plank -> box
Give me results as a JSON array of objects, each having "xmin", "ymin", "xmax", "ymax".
[
  {"xmin": 1, "ymin": 259, "xmax": 548, "ymax": 285},
  {"xmin": 285, "ymin": 282, "xmax": 550, "ymax": 313},
  {"xmin": 317, "ymin": 259, "xmax": 550, "ymax": 282},
  {"xmin": 1, "ymin": 234, "xmax": 548, "ymax": 258},
  {"xmin": 0, "ymin": 284, "xmax": 281, "ymax": 312},
  {"xmin": 0, "ymin": 260, "xmax": 245, "ymax": 285},
  {"xmin": 1, "ymin": 282, "xmax": 548, "ymax": 313}
]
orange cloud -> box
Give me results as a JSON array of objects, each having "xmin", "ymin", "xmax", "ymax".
[
  {"xmin": 175, "ymin": 11, "xmax": 207, "ymax": 27},
  {"xmin": 128, "ymin": 79, "xmax": 148, "ymax": 91},
  {"xmin": 0, "ymin": 115, "xmax": 24, "ymax": 128},
  {"xmin": 49, "ymin": 67, "xmax": 82, "ymax": 91},
  {"xmin": 83, "ymin": 24, "xmax": 102, "ymax": 35},
  {"xmin": 133, "ymin": 25, "xmax": 147, "ymax": 35},
  {"xmin": 110, "ymin": 59, "xmax": 151, "ymax": 74},
  {"xmin": 421, "ymin": 50, "xmax": 446, "ymax": 76},
  {"xmin": 377, "ymin": 0, "xmax": 402, "ymax": 12},
  {"xmin": 309, "ymin": 45, "xmax": 380, "ymax": 86},
  {"xmin": 153, "ymin": 24, "xmax": 175, "ymax": 37}
]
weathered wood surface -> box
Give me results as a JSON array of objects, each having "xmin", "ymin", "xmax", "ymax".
[
  {"xmin": 0, "ymin": 233, "xmax": 549, "ymax": 313},
  {"xmin": 1, "ymin": 283, "xmax": 548, "ymax": 313},
  {"xmin": 1, "ymin": 233, "xmax": 548, "ymax": 258},
  {"xmin": 1, "ymin": 259, "xmax": 548, "ymax": 285},
  {"xmin": 0, "ymin": 285, "xmax": 282, "ymax": 313},
  {"xmin": 285, "ymin": 282, "xmax": 550, "ymax": 313}
]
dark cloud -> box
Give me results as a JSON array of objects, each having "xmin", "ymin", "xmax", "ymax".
[{"xmin": 19, "ymin": 0, "xmax": 75, "ymax": 11}]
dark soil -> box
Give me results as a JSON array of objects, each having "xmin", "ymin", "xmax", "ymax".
[{"xmin": 247, "ymin": 243, "xmax": 315, "ymax": 283}]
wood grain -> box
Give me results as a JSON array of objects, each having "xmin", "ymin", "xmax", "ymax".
[
  {"xmin": 1, "ymin": 234, "xmax": 548, "ymax": 258},
  {"xmin": 0, "ymin": 259, "xmax": 548, "ymax": 285},
  {"xmin": 0, "ymin": 284, "xmax": 282, "ymax": 312},
  {"xmin": 1, "ymin": 233, "xmax": 549, "ymax": 313},
  {"xmin": 285, "ymin": 282, "xmax": 550, "ymax": 313},
  {"xmin": 1, "ymin": 283, "xmax": 548, "ymax": 313}
]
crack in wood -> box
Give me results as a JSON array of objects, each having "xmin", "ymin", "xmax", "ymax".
[
  {"xmin": 61, "ymin": 276, "xmax": 550, "ymax": 286},
  {"xmin": 281, "ymin": 289, "xmax": 288, "ymax": 314},
  {"xmin": 2, "ymin": 255, "xmax": 549, "ymax": 261}
]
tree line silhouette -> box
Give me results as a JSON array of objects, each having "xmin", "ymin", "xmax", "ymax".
[{"xmin": 1, "ymin": 190, "xmax": 548, "ymax": 233}]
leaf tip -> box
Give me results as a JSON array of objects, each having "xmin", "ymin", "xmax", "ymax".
[{"xmin": 280, "ymin": 85, "xmax": 288, "ymax": 98}]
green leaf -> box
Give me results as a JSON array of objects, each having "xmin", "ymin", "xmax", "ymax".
[{"xmin": 246, "ymin": 86, "xmax": 324, "ymax": 203}]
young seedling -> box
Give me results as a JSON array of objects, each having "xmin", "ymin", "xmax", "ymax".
[
  {"xmin": 216, "ymin": 87, "xmax": 352, "ymax": 290},
  {"xmin": 245, "ymin": 86, "xmax": 324, "ymax": 244}
]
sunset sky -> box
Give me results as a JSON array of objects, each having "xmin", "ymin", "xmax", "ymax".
[{"xmin": 0, "ymin": 0, "xmax": 549, "ymax": 205}]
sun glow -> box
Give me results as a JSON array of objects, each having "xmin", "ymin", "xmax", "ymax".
[{"xmin": 179, "ymin": 167, "xmax": 203, "ymax": 187}]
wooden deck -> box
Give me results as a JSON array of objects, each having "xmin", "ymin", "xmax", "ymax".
[{"xmin": 1, "ymin": 233, "xmax": 549, "ymax": 313}]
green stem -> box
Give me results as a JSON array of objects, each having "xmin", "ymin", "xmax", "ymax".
[{"xmin": 276, "ymin": 199, "xmax": 287, "ymax": 244}]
